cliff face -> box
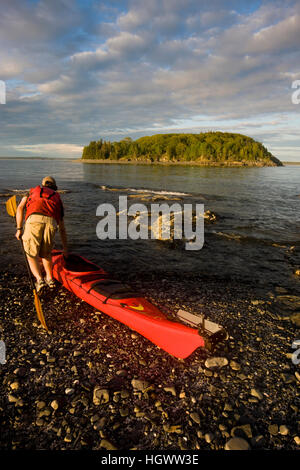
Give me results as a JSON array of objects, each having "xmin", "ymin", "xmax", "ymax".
[{"xmin": 82, "ymin": 132, "xmax": 283, "ymax": 167}]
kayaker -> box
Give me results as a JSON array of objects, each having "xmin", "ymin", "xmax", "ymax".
[{"xmin": 15, "ymin": 176, "xmax": 68, "ymax": 292}]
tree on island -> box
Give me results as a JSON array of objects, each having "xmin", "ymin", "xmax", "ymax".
[{"xmin": 82, "ymin": 132, "xmax": 282, "ymax": 166}]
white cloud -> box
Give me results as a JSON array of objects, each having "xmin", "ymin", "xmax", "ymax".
[
  {"xmin": 12, "ymin": 143, "xmax": 83, "ymax": 157},
  {"xmin": 249, "ymin": 14, "xmax": 300, "ymax": 54},
  {"xmin": 1, "ymin": 0, "xmax": 300, "ymax": 159}
]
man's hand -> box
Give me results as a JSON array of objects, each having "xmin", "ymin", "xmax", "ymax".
[
  {"xmin": 15, "ymin": 229, "xmax": 23, "ymax": 240},
  {"xmin": 15, "ymin": 196, "xmax": 27, "ymax": 239}
]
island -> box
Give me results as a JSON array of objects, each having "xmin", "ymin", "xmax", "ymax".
[{"xmin": 81, "ymin": 132, "xmax": 282, "ymax": 167}]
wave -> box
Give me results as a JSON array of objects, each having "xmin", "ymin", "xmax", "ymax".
[
  {"xmin": 212, "ymin": 231, "xmax": 244, "ymax": 241},
  {"xmin": 100, "ymin": 185, "xmax": 191, "ymax": 197},
  {"xmin": 8, "ymin": 188, "xmax": 71, "ymax": 194},
  {"xmin": 211, "ymin": 230, "xmax": 300, "ymax": 247}
]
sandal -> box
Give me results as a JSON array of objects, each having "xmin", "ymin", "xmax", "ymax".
[
  {"xmin": 45, "ymin": 278, "xmax": 56, "ymax": 288},
  {"xmin": 35, "ymin": 278, "xmax": 46, "ymax": 292}
]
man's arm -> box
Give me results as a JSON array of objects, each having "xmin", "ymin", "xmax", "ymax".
[
  {"xmin": 58, "ymin": 218, "xmax": 68, "ymax": 257},
  {"xmin": 15, "ymin": 196, "xmax": 28, "ymax": 240}
]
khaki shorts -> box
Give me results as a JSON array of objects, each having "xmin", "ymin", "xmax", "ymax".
[{"xmin": 22, "ymin": 214, "xmax": 57, "ymax": 259}]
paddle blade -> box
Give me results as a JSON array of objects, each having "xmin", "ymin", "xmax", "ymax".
[
  {"xmin": 6, "ymin": 195, "xmax": 17, "ymax": 218},
  {"xmin": 33, "ymin": 289, "xmax": 48, "ymax": 331}
]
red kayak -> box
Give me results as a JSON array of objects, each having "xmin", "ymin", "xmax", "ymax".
[{"xmin": 52, "ymin": 250, "xmax": 226, "ymax": 359}]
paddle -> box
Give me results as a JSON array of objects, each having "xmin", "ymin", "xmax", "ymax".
[{"xmin": 6, "ymin": 195, "xmax": 49, "ymax": 331}]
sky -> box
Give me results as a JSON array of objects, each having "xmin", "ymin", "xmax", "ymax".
[{"xmin": 0, "ymin": 0, "xmax": 300, "ymax": 161}]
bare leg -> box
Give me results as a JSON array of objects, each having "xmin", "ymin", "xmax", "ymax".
[
  {"xmin": 41, "ymin": 256, "xmax": 53, "ymax": 281},
  {"xmin": 26, "ymin": 255, "xmax": 43, "ymax": 282}
]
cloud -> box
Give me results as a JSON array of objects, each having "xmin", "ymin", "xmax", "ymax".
[
  {"xmin": 0, "ymin": 0, "xmax": 300, "ymax": 159},
  {"xmin": 12, "ymin": 143, "xmax": 83, "ymax": 157},
  {"xmin": 249, "ymin": 14, "xmax": 300, "ymax": 54}
]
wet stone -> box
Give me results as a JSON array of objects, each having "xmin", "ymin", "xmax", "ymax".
[
  {"xmin": 225, "ymin": 437, "xmax": 251, "ymax": 450},
  {"xmin": 93, "ymin": 387, "xmax": 109, "ymax": 406},
  {"xmin": 205, "ymin": 357, "xmax": 228, "ymax": 369}
]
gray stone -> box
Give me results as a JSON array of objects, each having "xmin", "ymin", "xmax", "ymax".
[
  {"xmin": 190, "ymin": 412, "xmax": 201, "ymax": 424},
  {"xmin": 131, "ymin": 379, "xmax": 149, "ymax": 392},
  {"xmin": 225, "ymin": 437, "xmax": 251, "ymax": 450},
  {"xmin": 93, "ymin": 387, "xmax": 109, "ymax": 405},
  {"xmin": 205, "ymin": 357, "xmax": 228, "ymax": 369},
  {"xmin": 251, "ymin": 388, "xmax": 263, "ymax": 400}
]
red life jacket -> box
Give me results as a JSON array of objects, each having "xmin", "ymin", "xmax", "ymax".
[{"xmin": 25, "ymin": 185, "xmax": 63, "ymax": 224}]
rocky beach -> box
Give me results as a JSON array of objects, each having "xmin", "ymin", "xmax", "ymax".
[
  {"xmin": 1, "ymin": 160, "xmax": 300, "ymax": 453},
  {"xmin": 1, "ymin": 265, "xmax": 299, "ymax": 451}
]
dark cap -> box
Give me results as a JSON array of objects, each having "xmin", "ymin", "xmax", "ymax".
[{"xmin": 42, "ymin": 176, "xmax": 57, "ymax": 190}]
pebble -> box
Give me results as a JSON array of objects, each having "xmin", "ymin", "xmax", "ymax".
[
  {"xmin": 279, "ymin": 425, "xmax": 289, "ymax": 436},
  {"xmin": 230, "ymin": 361, "xmax": 241, "ymax": 371},
  {"xmin": 119, "ymin": 407, "xmax": 129, "ymax": 417},
  {"xmin": 8, "ymin": 394, "xmax": 18, "ymax": 403},
  {"xmin": 204, "ymin": 433, "xmax": 214, "ymax": 443},
  {"xmin": 36, "ymin": 401, "xmax": 46, "ymax": 410},
  {"xmin": 100, "ymin": 439, "xmax": 118, "ymax": 450},
  {"xmin": 120, "ymin": 390, "xmax": 130, "ymax": 399},
  {"xmin": 225, "ymin": 437, "xmax": 251, "ymax": 450},
  {"xmin": 294, "ymin": 436, "xmax": 300, "ymax": 445},
  {"xmin": 131, "ymin": 379, "xmax": 149, "ymax": 392},
  {"xmin": 163, "ymin": 386, "xmax": 176, "ymax": 396},
  {"xmin": 268, "ymin": 424, "xmax": 278, "ymax": 436},
  {"xmin": 163, "ymin": 424, "xmax": 182, "ymax": 434},
  {"xmin": 205, "ymin": 357, "xmax": 228, "ymax": 369},
  {"xmin": 93, "ymin": 387, "xmax": 109, "ymax": 405},
  {"xmin": 50, "ymin": 400, "xmax": 59, "ymax": 411},
  {"xmin": 10, "ymin": 382, "xmax": 19, "ymax": 390},
  {"xmin": 251, "ymin": 388, "xmax": 263, "ymax": 400},
  {"xmin": 231, "ymin": 424, "xmax": 252, "ymax": 439},
  {"xmin": 190, "ymin": 412, "xmax": 201, "ymax": 424}
]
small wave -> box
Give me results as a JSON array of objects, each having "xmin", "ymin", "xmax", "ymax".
[
  {"xmin": 211, "ymin": 230, "xmax": 300, "ymax": 248},
  {"xmin": 12, "ymin": 189, "xmax": 30, "ymax": 193},
  {"xmin": 213, "ymin": 231, "xmax": 243, "ymax": 241},
  {"xmin": 9, "ymin": 188, "xmax": 71, "ymax": 194},
  {"xmin": 100, "ymin": 185, "xmax": 191, "ymax": 196},
  {"xmin": 128, "ymin": 188, "xmax": 191, "ymax": 197}
]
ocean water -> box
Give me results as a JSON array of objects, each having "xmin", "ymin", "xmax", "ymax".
[{"xmin": 1, "ymin": 158, "xmax": 300, "ymax": 292}]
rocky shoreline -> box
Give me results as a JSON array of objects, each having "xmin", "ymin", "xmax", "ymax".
[
  {"xmin": 0, "ymin": 268, "xmax": 299, "ymax": 451},
  {"xmin": 74, "ymin": 159, "xmax": 281, "ymax": 167}
]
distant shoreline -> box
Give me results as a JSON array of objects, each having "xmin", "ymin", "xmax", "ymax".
[
  {"xmin": 73, "ymin": 158, "xmax": 281, "ymax": 167},
  {"xmin": 282, "ymin": 161, "xmax": 300, "ymax": 165}
]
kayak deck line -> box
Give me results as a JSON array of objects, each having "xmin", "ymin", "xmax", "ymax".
[{"xmin": 52, "ymin": 250, "xmax": 227, "ymax": 358}]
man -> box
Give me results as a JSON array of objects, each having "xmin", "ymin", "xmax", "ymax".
[{"xmin": 15, "ymin": 176, "xmax": 68, "ymax": 292}]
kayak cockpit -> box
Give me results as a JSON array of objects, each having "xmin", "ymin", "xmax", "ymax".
[
  {"xmin": 63, "ymin": 254, "xmax": 100, "ymax": 273},
  {"xmin": 87, "ymin": 279, "xmax": 140, "ymax": 302}
]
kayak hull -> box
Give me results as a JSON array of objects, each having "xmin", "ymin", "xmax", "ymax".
[{"xmin": 52, "ymin": 250, "xmax": 206, "ymax": 359}]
